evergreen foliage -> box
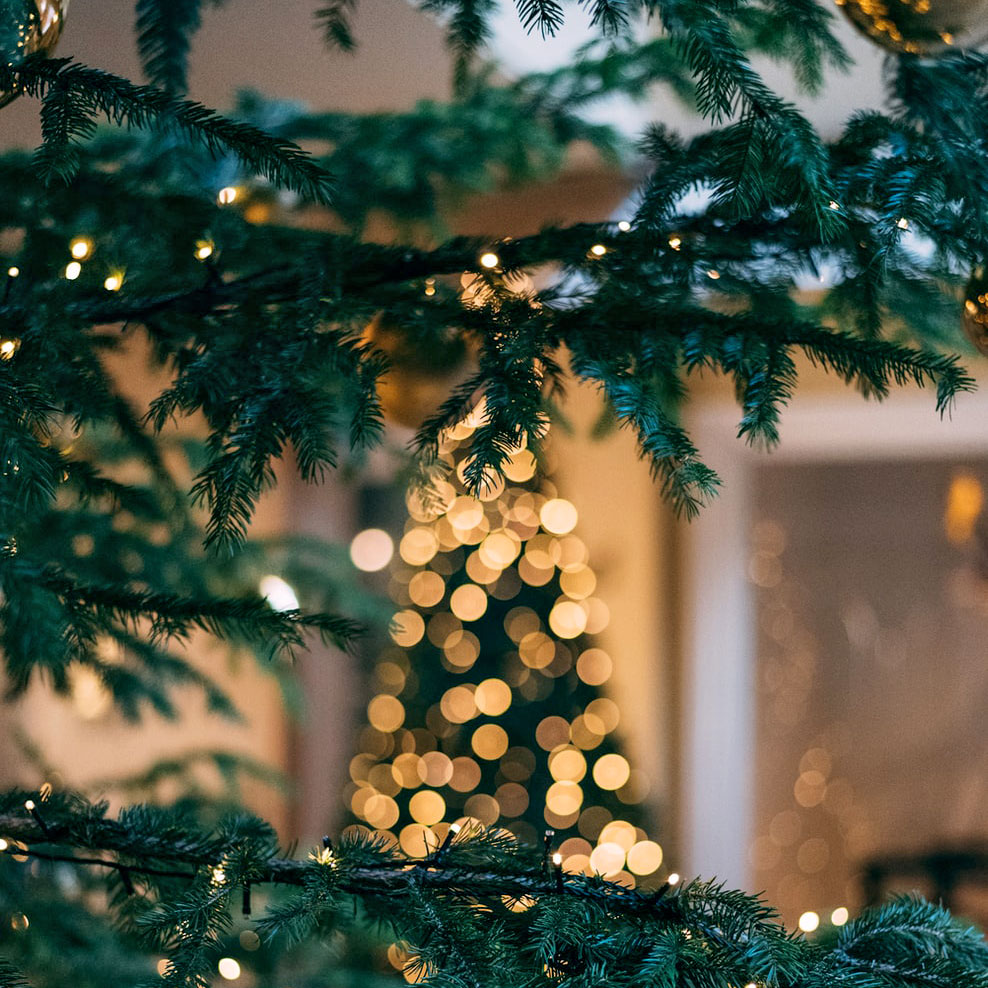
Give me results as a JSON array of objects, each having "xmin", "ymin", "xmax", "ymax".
[{"xmin": 0, "ymin": 0, "xmax": 985, "ymax": 985}]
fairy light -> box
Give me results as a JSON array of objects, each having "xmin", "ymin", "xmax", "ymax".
[
  {"xmin": 479, "ymin": 251, "xmax": 500, "ymax": 269},
  {"xmin": 589, "ymin": 244, "xmax": 607, "ymax": 257},
  {"xmin": 64, "ymin": 261, "xmax": 82, "ymax": 280},
  {"xmin": 668, "ymin": 236, "xmax": 682, "ymax": 250},
  {"xmin": 69, "ymin": 237, "xmax": 92, "ymax": 260},
  {"xmin": 7, "ymin": 266, "xmax": 19, "ymax": 278},
  {"xmin": 195, "ymin": 241, "xmax": 214, "ymax": 261},
  {"xmin": 424, "ymin": 277, "xmax": 437, "ymax": 297},
  {"xmin": 24, "ymin": 800, "xmax": 34, "ymax": 811},
  {"xmin": 103, "ymin": 273, "xmax": 123, "ymax": 292},
  {"xmin": 217, "ymin": 957, "xmax": 241, "ymax": 980},
  {"xmin": 706, "ymin": 269, "xmax": 721, "ymax": 280},
  {"xmin": 798, "ymin": 911, "xmax": 820, "ymax": 933},
  {"xmin": 259, "ymin": 575, "xmax": 299, "ymax": 611},
  {"xmin": 617, "ymin": 220, "xmax": 631, "ymax": 232},
  {"xmin": 0, "ymin": 339, "xmax": 19, "ymax": 360},
  {"xmin": 0, "ymin": 839, "xmax": 8, "ymax": 851},
  {"xmin": 896, "ymin": 217, "xmax": 909, "ymax": 230},
  {"xmin": 211, "ymin": 866, "xmax": 226, "ymax": 885},
  {"xmin": 667, "ymin": 872, "xmax": 680, "ymax": 885},
  {"xmin": 217, "ymin": 187, "xmax": 239, "ymax": 205},
  {"xmin": 828, "ymin": 201, "xmax": 841, "ymax": 211},
  {"xmin": 831, "ymin": 906, "xmax": 849, "ymax": 926}
]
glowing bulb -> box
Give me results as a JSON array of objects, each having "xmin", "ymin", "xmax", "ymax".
[
  {"xmin": 424, "ymin": 277, "xmax": 436, "ymax": 297},
  {"xmin": 589, "ymin": 244, "xmax": 607, "ymax": 257},
  {"xmin": 552, "ymin": 852, "xmax": 563, "ymax": 866},
  {"xmin": 667, "ymin": 872, "xmax": 680, "ymax": 885},
  {"xmin": 831, "ymin": 906, "xmax": 849, "ymax": 926},
  {"xmin": 69, "ymin": 238, "xmax": 92, "ymax": 260},
  {"xmin": 349, "ymin": 528, "xmax": 394, "ymax": 572},
  {"xmin": 217, "ymin": 187, "xmax": 239, "ymax": 205},
  {"xmin": 211, "ymin": 867, "xmax": 226, "ymax": 885},
  {"xmin": 745, "ymin": 983, "xmax": 757, "ymax": 988},
  {"xmin": 7, "ymin": 266, "xmax": 19, "ymax": 278},
  {"xmin": 479, "ymin": 252, "xmax": 499, "ymax": 269},
  {"xmin": 24, "ymin": 800, "xmax": 34, "ymax": 811},
  {"xmin": 450, "ymin": 822, "xmax": 462, "ymax": 834},
  {"xmin": 668, "ymin": 236, "xmax": 682, "ymax": 250},
  {"xmin": 103, "ymin": 274, "xmax": 122, "ymax": 292},
  {"xmin": 828, "ymin": 201, "xmax": 841, "ymax": 211},
  {"xmin": 798, "ymin": 911, "xmax": 820, "ymax": 933},
  {"xmin": 64, "ymin": 261, "xmax": 82, "ymax": 281},
  {"xmin": 259, "ymin": 574, "xmax": 300, "ymax": 611},
  {"xmin": 217, "ymin": 957, "xmax": 241, "ymax": 980},
  {"xmin": 0, "ymin": 839, "xmax": 8, "ymax": 851},
  {"xmin": 195, "ymin": 241, "xmax": 214, "ymax": 260},
  {"xmin": 896, "ymin": 217, "xmax": 909, "ymax": 230},
  {"xmin": 617, "ymin": 220, "xmax": 631, "ymax": 232},
  {"xmin": 706, "ymin": 269, "xmax": 721, "ymax": 280},
  {"xmin": 0, "ymin": 340, "xmax": 18, "ymax": 360}
]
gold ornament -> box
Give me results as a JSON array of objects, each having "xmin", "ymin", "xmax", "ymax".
[
  {"xmin": 1, "ymin": 0, "xmax": 69, "ymax": 109},
  {"xmin": 834, "ymin": 0, "xmax": 988, "ymax": 55},
  {"xmin": 962, "ymin": 269, "xmax": 988, "ymax": 355}
]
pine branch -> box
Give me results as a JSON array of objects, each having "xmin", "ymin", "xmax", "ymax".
[
  {"xmin": 135, "ymin": 0, "xmax": 229, "ymax": 93},
  {"xmin": 316, "ymin": 0, "xmax": 360, "ymax": 52}
]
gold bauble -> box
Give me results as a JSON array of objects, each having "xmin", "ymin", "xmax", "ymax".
[
  {"xmin": 835, "ymin": 0, "xmax": 988, "ymax": 55},
  {"xmin": 962, "ymin": 269, "xmax": 988, "ymax": 355},
  {"xmin": 0, "ymin": 0, "xmax": 69, "ymax": 109}
]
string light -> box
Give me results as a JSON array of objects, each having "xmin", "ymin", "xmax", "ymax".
[
  {"xmin": 424, "ymin": 277, "xmax": 436, "ymax": 297},
  {"xmin": 69, "ymin": 237, "xmax": 92, "ymax": 260},
  {"xmin": 896, "ymin": 217, "xmax": 909, "ymax": 230},
  {"xmin": 7, "ymin": 266, "xmax": 19, "ymax": 278},
  {"xmin": 831, "ymin": 906, "xmax": 849, "ymax": 926},
  {"xmin": 479, "ymin": 251, "xmax": 500, "ymax": 269},
  {"xmin": 0, "ymin": 339, "xmax": 20, "ymax": 360},
  {"xmin": 828, "ymin": 201, "xmax": 841, "ymax": 211},
  {"xmin": 64, "ymin": 261, "xmax": 82, "ymax": 280},
  {"xmin": 217, "ymin": 187, "xmax": 239, "ymax": 205},
  {"xmin": 211, "ymin": 866, "xmax": 227, "ymax": 885},
  {"xmin": 589, "ymin": 244, "xmax": 607, "ymax": 257},
  {"xmin": 798, "ymin": 911, "xmax": 820, "ymax": 933},
  {"xmin": 259, "ymin": 575, "xmax": 299, "ymax": 611},
  {"xmin": 0, "ymin": 838, "xmax": 8, "ymax": 851},
  {"xmin": 103, "ymin": 273, "xmax": 123, "ymax": 292},
  {"xmin": 217, "ymin": 957, "xmax": 241, "ymax": 980},
  {"xmin": 617, "ymin": 221, "xmax": 631, "ymax": 232},
  {"xmin": 668, "ymin": 236, "xmax": 682, "ymax": 250},
  {"xmin": 667, "ymin": 872, "xmax": 680, "ymax": 885},
  {"xmin": 706, "ymin": 269, "xmax": 721, "ymax": 280}
]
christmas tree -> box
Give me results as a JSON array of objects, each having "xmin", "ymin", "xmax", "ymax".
[
  {"xmin": 0, "ymin": 1, "xmax": 987, "ymax": 987},
  {"xmin": 348, "ymin": 417, "xmax": 662, "ymax": 886}
]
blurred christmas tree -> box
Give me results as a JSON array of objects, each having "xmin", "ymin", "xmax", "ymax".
[{"xmin": 348, "ymin": 413, "xmax": 665, "ymax": 887}]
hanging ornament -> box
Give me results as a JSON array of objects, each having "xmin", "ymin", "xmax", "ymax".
[
  {"xmin": 962, "ymin": 268, "xmax": 988, "ymax": 355},
  {"xmin": 834, "ymin": 0, "xmax": 988, "ymax": 55},
  {"xmin": 0, "ymin": 0, "xmax": 69, "ymax": 109}
]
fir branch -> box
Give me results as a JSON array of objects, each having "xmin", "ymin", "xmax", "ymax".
[
  {"xmin": 135, "ymin": 0, "xmax": 229, "ymax": 93},
  {"xmin": 316, "ymin": 0, "xmax": 360, "ymax": 52}
]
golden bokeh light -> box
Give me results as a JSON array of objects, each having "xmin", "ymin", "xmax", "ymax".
[
  {"xmin": 540, "ymin": 498, "xmax": 578, "ymax": 535},
  {"xmin": 350, "ymin": 528, "xmax": 395, "ymax": 571},
  {"xmin": 368, "ymin": 694, "xmax": 406, "ymax": 733},
  {"xmin": 599, "ymin": 820, "xmax": 637, "ymax": 852},
  {"xmin": 442, "ymin": 629, "xmax": 481, "ymax": 669},
  {"xmin": 392, "ymin": 752, "xmax": 423, "ymax": 789},
  {"xmin": 364, "ymin": 793, "xmax": 400, "ymax": 829},
  {"xmin": 400, "ymin": 527, "xmax": 440, "ymax": 565},
  {"xmin": 400, "ymin": 824, "xmax": 438, "ymax": 857},
  {"xmin": 475, "ymin": 678, "xmax": 512, "ymax": 715},
  {"xmin": 450, "ymin": 583, "xmax": 488, "ymax": 621},
  {"xmin": 440, "ymin": 685, "xmax": 477, "ymax": 723},
  {"xmin": 495, "ymin": 782, "xmax": 529, "ymax": 816},
  {"xmin": 535, "ymin": 716, "xmax": 571, "ymax": 751},
  {"xmin": 449, "ymin": 756, "xmax": 482, "ymax": 792},
  {"xmin": 585, "ymin": 697, "xmax": 620, "ymax": 734},
  {"xmin": 409, "ymin": 570, "xmax": 446, "ymax": 607},
  {"xmin": 471, "ymin": 723, "xmax": 509, "ymax": 760},
  {"xmin": 504, "ymin": 607, "xmax": 540, "ymax": 642},
  {"xmin": 390, "ymin": 610, "xmax": 425, "ymax": 647},
  {"xmin": 548, "ymin": 600, "xmax": 588, "ymax": 638},
  {"xmin": 559, "ymin": 565, "xmax": 596, "ymax": 599},
  {"xmin": 409, "ymin": 790, "xmax": 446, "ymax": 825},
  {"xmin": 546, "ymin": 780, "xmax": 584, "ymax": 816},
  {"xmin": 576, "ymin": 648, "xmax": 612, "ymax": 685},
  {"xmin": 627, "ymin": 840, "xmax": 664, "ymax": 875},
  {"xmin": 463, "ymin": 793, "xmax": 500, "ymax": 824},
  {"xmin": 502, "ymin": 448, "xmax": 537, "ymax": 482},
  {"xmin": 548, "ymin": 747, "xmax": 587, "ymax": 783},
  {"xmin": 589, "ymin": 842, "xmax": 626, "ymax": 877},
  {"xmin": 593, "ymin": 753, "xmax": 631, "ymax": 791},
  {"xmin": 479, "ymin": 531, "xmax": 520, "ymax": 568},
  {"xmin": 418, "ymin": 751, "xmax": 454, "ymax": 787}
]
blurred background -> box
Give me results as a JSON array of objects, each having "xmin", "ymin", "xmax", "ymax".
[{"xmin": 0, "ymin": 0, "xmax": 985, "ymax": 939}]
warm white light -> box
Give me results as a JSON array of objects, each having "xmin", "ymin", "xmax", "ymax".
[
  {"xmin": 103, "ymin": 274, "xmax": 122, "ymax": 292},
  {"xmin": 6, "ymin": 266, "xmax": 19, "ymax": 278},
  {"xmin": 24, "ymin": 800, "xmax": 34, "ymax": 811},
  {"xmin": 217, "ymin": 187, "xmax": 239, "ymax": 205},
  {"xmin": 707, "ymin": 269, "xmax": 721, "ymax": 280},
  {"xmin": 450, "ymin": 822, "xmax": 462, "ymax": 834},
  {"xmin": 617, "ymin": 220, "xmax": 631, "ymax": 232},
  {"xmin": 0, "ymin": 839, "xmax": 8, "ymax": 851},
  {"xmin": 349, "ymin": 528, "xmax": 394, "ymax": 572},
  {"xmin": 828, "ymin": 201, "xmax": 841, "ymax": 211},
  {"xmin": 668, "ymin": 236, "xmax": 682, "ymax": 250},
  {"xmin": 667, "ymin": 872, "xmax": 680, "ymax": 885},
  {"xmin": 64, "ymin": 261, "xmax": 82, "ymax": 280},
  {"xmin": 479, "ymin": 252, "xmax": 499, "ymax": 269},
  {"xmin": 0, "ymin": 340, "xmax": 17, "ymax": 360},
  {"xmin": 195, "ymin": 241, "xmax": 214, "ymax": 260},
  {"xmin": 831, "ymin": 906, "xmax": 849, "ymax": 926},
  {"xmin": 798, "ymin": 911, "xmax": 820, "ymax": 933},
  {"xmin": 259, "ymin": 575, "xmax": 300, "ymax": 612},
  {"xmin": 211, "ymin": 867, "xmax": 226, "ymax": 885},
  {"xmin": 217, "ymin": 957, "xmax": 241, "ymax": 980},
  {"xmin": 897, "ymin": 217, "xmax": 909, "ymax": 230},
  {"xmin": 589, "ymin": 244, "xmax": 607, "ymax": 257},
  {"xmin": 552, "ymin": 852, "xmax": 563, "ymax": 866},
  {"xmin": 70, "ymin": 238, "xmax": 92, "ymax": 260}
]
